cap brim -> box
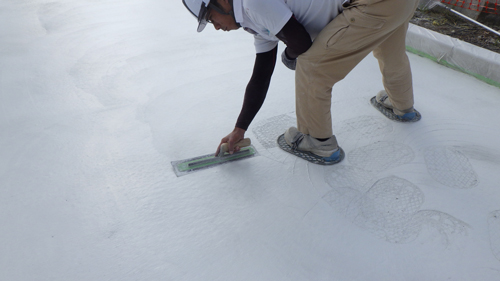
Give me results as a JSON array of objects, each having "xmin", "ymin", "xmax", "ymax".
[
  {"xmin": 196, "ymin": 3, "xmax": 209, "ymax": 32},
  {"xmin": 197, "ymin": 20, "xmax": 207, "ymax": 32}
]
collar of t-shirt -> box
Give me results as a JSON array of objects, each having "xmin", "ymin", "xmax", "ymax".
[{"xmin": 232, "ymin": 0, "xmax": 292, "ymax": 53}]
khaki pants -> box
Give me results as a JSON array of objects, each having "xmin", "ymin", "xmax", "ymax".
[{"xmin": 295, "ymin": 0, "xmax": 420, "ymax": 138}]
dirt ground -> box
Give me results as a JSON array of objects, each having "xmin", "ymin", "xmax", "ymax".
[{"xmin": 410, "ymin": 9, "xmax": 500, "ymax": 53}]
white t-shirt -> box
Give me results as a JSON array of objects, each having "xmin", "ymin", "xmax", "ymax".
[{"xmin": 232, "ymin": 0, "xmax": 344, "ymax": 53}]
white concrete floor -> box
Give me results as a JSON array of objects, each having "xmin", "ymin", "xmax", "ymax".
[{"xmin": 1, "ymin": 1, "xmax": 500, "ymax": 280}]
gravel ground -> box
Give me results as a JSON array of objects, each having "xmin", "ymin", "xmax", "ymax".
[{"xmin": 410, "ymin": 9, "xmax": 500, "ymax": 53}]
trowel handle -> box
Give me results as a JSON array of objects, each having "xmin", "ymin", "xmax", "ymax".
[{"xmin": 219, "ymin": 138, "xmax": 251, "ymax": 156}]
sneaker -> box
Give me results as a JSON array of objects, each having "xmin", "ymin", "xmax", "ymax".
[
  {"xmin": 284, "ymin": 127, "xmax": 341, "ymax": 162},
  {"xmin": 373, "ymin": 90, "xmax": 421, "ymax": 122}
]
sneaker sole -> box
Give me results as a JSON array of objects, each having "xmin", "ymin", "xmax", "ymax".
[
  {"xmin": 277, "ymin": 134, "xmax": 345, "ymax": 165},
  {"xmin": 370, "ymin": 96, "xmax": 421, "ymax": 122}
]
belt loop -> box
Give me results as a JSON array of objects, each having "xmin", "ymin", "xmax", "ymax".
[{"xmin": 342, "ymin": 0, "xmax": 353, "ymax": 8}]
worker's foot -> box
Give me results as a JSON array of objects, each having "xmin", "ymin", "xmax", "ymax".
[
  {"xmin": 371, "ymin": 90, "xmax": 421, "ymax": 122},
  {"xmin": 277, "ymin": 127, "xmax": 344, "ymax": 164}
]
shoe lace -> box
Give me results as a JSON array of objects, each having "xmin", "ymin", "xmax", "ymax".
[{"xmin": 291, "ymin": 134, "xmax": 304, "ymax": 151}]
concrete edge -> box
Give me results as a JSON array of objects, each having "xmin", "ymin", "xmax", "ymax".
[{"xmin": 406, "ymin": 23, "xmax": 500, "ymax": 88}]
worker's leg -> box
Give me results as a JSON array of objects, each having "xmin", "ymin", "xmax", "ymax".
[
  {"xmin": 373, "ymin": 4, "xmax": 419, "ymax": 111},
  {"xmin": 295, "ymin": 0, "xmax": 419, "ymax": 139}
]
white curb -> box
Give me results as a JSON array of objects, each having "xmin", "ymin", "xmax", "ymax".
[{"xmin": 406, "ymin": 23, "xmax": 500, "ymax": 88}]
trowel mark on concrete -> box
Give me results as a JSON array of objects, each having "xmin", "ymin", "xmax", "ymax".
[
  {"xmin": 424, "ymin": 146, "xmax": 478, "ymax": 189},
  {"xmin": 345, "ymin": 176, "xmax": 469, "ymax": 244},
  {"xmin": 347, "ymin": 176, "xmax": 424, "ymax": 243},
  {"xmin": 253, "ymin": 114, "xmax": 393, "ymax": 150},
  {"xmin": 252, "ymin": 114, "xmax": 295, "ymax": 149},
  {"xmin": 335, "ymin": 115, "xmax": 393, "ymax": 139},
  {"xmin": 323, "ymin": 166, "xmax": 374, "ymax": 214},
  {"xmin": 410, "ymin": 210, "xmax": 470, "ymax": 246},
  {"xmin": 488, "ymin": 210, "xmax": 500, "ymax": 262},
  {"xmin": 324, "ymin": 165, "xmax": 374, "ymax": 190},
  {"xmin": 348, "ymin": 142, "xmax": 415, "ymax": 172}
]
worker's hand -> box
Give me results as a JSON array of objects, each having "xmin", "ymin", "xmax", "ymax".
[
  {"xmin": 281, "ymin": 50, "xmax": 296, "ymax": 70},
  {"xmin": 215, "ymin": 127, "xmax": 246, "ymax": 156}
]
